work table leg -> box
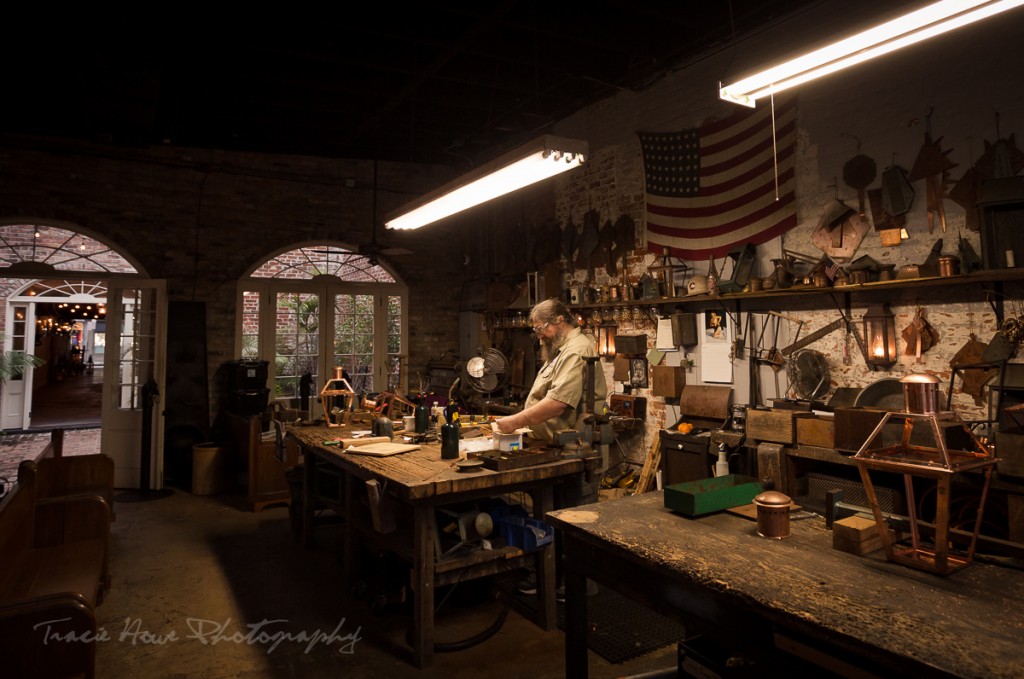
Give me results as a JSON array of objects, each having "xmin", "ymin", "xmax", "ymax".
[
  {"xmin": 302, "ymin": 447, "xmax": 314, "ymax": 549},
  {"xmin": 530, "ymin": 485, "xmax": 557, "ymax": 630},
  {"xmin": 563, "ymin": 546, "xmax": 590, "ymax": 679},
  {"xmin": 411, "ymin": 504, "xmax": 435, "ymax": 668}
]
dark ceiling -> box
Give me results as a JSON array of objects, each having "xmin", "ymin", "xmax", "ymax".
[{"xmin": 4, "ymin": 1, "xmax": 831, "ymax": 168}]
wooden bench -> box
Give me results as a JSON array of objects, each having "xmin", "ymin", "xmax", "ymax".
[
  {"xmin": 0, "ymin": 459, "xmax": 112, "ymax": 679},
  {"xmin": 222, "ymin": 411, "xmax": 300, "ymax": 512},
  {"xmin": 36, "ymin": 428, "xmax": 116, "ymax": 517}
]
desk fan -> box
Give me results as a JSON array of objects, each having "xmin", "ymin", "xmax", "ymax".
[
  {"xmin": 787, "ymin": 349, "xmax": 830, "ymax": 401},
  {"xmin": 464, "ymin": 348, "xmax": 510, "ymax": 396}
]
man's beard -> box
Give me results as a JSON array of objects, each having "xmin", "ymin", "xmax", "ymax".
[{"xmin": 539, "ymin": 335, "xmax": 557, "ymax": 363}]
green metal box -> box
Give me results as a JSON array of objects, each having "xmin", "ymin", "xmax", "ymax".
[{"xmin": 663, "ymin": 474, "xmax": 762, "ymax": 516}]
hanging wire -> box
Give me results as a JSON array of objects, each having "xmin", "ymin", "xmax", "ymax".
[{"xmin": 770, "ymin": 91, "xmax": 779, "ymax": 201}]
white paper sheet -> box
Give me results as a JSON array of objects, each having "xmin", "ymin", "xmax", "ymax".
[
  {"xmin": 656, "ymin": 318, "xmax": 677, "ymax": 351},
  {"xmin": 700, "ymin": 310, "xmax": 733, "ymax": 383}
]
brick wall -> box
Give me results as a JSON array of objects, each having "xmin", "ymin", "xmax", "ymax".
[
  {"xmin": 0, "ymin": 138, "xmax": 476, "ymax": 410},
  {"xmin": 544, "ymin": 2, "xmax": 1024, "ymax": 467}
]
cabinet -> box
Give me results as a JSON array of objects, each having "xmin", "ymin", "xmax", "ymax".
[{"xmin": 222, "ymin": 411, "xmax": 300, "ymax": 512}]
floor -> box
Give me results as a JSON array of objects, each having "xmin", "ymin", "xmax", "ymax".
[
  {"xmin": 29, "ymin": 367, "xmax": 103, "ymax": 429},
  {"xmin": 92, "ymin": 485, "xmax": 679, "ymax": 679},
  {"xmin": 0, "ymin": 424, "xmax": 680, "ymax": 678}
]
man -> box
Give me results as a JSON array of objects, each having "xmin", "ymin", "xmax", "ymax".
[
  {"xmin": 496, "ymin": 298, "xmax": 608, "ymax": 442},
  {"xmin": 498, "ymin": 298, "xmax": 607, "ymax": 599}
]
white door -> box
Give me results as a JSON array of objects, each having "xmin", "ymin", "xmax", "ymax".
[
  {"xmin": 101, "ymin": 280, "xmax": 167, "ymax": 489},
  {"xmin": 0, "ymin": 303, "xmax": 37, "ymax": 431}
]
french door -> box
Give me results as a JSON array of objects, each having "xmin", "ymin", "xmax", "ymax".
[
  {"xmin": 0, "ymin": 303, "xmax": 36, "ymax": 431},
  {"xmin": 243, "ymin": 282, "xmax": 405, "ymax": 404},
  {"xmin": 101, "ymin": 280, "xmax": 167, "ymax": 489}
]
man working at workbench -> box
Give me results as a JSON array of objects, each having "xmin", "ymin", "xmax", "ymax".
[
  {"xmin": 497, "ymin": 298, "xmax": 608, "ymax": 598},
  {"xmin": 495, "ymin": 298, "xmax": 608, "ymax": 442}
]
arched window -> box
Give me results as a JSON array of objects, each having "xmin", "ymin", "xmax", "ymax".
[{"xmin": 238, "ymin": 244, "xmax": 407, "ymax": 401}]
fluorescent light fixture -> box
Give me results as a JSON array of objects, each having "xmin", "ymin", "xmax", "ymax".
[
  {"xmin": 385, "ymin": 135, "xmax": 587, "ymax": 230},
  {"xmin": 720, "ymin": 0, "xmax": 1024, "ymax": 107}
]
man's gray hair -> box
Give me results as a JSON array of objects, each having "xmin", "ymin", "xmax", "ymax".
[{"xmin": 530, "ymin": 298, "xmax": 577, "ymax": 327}]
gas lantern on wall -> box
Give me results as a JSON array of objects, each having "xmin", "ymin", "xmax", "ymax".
[{"xmin": 863, "ymin": 303, "xmax": 897, "ymax": 369}]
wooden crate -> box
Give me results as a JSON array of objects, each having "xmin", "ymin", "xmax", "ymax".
[
  {"xmin": 795, "ymin": 414, "xmax": 835, "ymax": 448},
  {"xmin": 746, "ymin": 408, "xmax": 796, "ymax": 444}
]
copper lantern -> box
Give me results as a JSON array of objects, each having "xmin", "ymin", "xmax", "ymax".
[
  {"xmin": 863, "ymin": 304, "xmax": 897, "ymax": 369},
  {"xmin": 596, "ymin": 323, "xmax": 617, "ymax": 360}
]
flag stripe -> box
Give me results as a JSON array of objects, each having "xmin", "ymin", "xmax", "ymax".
[{"xmin": 641, "ymin": 94, "xmax": 798, "ymax": 260}]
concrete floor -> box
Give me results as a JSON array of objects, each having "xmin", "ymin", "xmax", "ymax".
[{"xmin": 95, "ymin": 486, "xmax": 680, "ymax": 679}]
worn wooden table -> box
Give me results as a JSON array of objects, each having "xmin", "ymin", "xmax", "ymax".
[
  {"xmin": 286, "ymin": 424, "xmax": 584, "ymax": 669},
  {"xmin": 547, "ymin": 492, "xmax": 1024, "ymax": 679}
]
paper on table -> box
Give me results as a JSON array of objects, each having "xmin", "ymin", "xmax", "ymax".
[{"xmin": 656, "ymin": 318, "xmax": 678, "ymax": 351}]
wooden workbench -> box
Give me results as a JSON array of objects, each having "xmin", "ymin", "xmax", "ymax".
[
  {"xmin": 286, "ymin": 424, "xmax": 585, "ymax": 669},
  {"xmin": 547, "ymin": 492, "xmax": 1024, "ymax": 678}
]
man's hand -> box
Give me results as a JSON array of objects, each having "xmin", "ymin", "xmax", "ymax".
[{"xmin": 496, "ymin": 417, "xmax": 518, "ymax": 434}]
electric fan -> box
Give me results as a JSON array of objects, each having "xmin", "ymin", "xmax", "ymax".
[
  {"xmin": 464, "ymin": 348, "xmax": 510, "ymax": 395},
  {"xmin": 787, "ymin": 349, "xmax": 830, "ymax": 401}
]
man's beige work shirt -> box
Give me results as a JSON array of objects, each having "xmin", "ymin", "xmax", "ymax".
[{"xmin": 524, "ymin": 327, "xmax": 608, "ymax": 442}]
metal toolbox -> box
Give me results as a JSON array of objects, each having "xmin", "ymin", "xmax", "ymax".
[{"xmin": 664, "ymin": 474, "xmax": 762, "ymax": 516}]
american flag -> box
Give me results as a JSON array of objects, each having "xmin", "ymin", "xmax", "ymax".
[{"xmin": 639, "ymin": 95, "xmax": 798, "ymax": 260}]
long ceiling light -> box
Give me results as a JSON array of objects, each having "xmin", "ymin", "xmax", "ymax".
[
  {"xmin": 384, "ymin": 135, "xmax": 587, "ymax": 230},
  {"xmin": 720, "ymin": 0, "xmax": 1024, "ymax": 107}
]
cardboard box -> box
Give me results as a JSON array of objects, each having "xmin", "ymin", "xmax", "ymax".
[
  {"xmin": 795, "ymin": 413, "xmax": 835, "ymax": 448},
  {"xmin": 651, "ymin": 365, "xmax": 685, "ymax": 398},
  {"xmin": 746, "ymin": 407, "xmax": 796, "ymax": 444}
]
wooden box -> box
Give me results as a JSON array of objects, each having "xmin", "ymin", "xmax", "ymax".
[
  {"xmin": 835, "ymin": 407, "xmax": 977, "ymax": 454},
  {"xmin": 615, "ymin": 334, "xmax": 648, "ymax": 355},
  {"xmin": 995, "ymin": 431, "xmax": 1024, "ymax": 479},
  {"xmin": 833, "ymin": 407, "xmax": 887, "ymax": 453},
  {"xmin": 651, "ymin": 365, "xmax": 685, "ymax": 398},
  {"xmin": 795, "ymin": 413, "xmax": 835, "ymax": 448},
  {"xmin": 832, "ymin": 515, "xmax": 888, "ymax": 556},
  {"xmin": 746, "ymin": 407, "xmax": 796, "ymax": 444}
]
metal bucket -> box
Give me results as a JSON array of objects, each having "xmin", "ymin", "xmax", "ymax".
[
  {"xmin": 754, "ymin": 490, "xmax": 791, "ymax": 539},
  {"xmin": 901, "ymin": 373, "xmax": 941, "ymax": 413}
]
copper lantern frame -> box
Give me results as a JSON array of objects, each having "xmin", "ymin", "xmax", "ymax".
[
  {"xmin": 320, "ymin": 368, "xmax": 356, "ymax": 427},
  {"xmin": 852, "ymin": 409, "xmax": 997, "ymax": 575}
]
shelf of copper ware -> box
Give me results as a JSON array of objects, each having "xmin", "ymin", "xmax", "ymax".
[{"xmin": 565, "ymin": 268, "xmax": 1024, "ymax": 314}]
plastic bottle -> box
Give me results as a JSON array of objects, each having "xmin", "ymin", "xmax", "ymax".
[{"xmin": 714, "ymin": 443, "xmax": 730, "ymax": 477}]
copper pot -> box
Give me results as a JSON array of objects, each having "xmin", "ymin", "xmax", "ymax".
[{"xmin": 901, "ymin": 373, "xmax": 941, "ymax": 413}]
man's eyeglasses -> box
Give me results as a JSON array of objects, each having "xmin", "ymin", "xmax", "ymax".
[{"xmin": 532, "ymin": 322, "xmax": 550, "ymax": 334}]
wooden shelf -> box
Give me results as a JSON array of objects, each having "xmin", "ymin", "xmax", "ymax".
[{"xmin": 569, "ymin": 268, "xmax": 1024, "ymax": 317}]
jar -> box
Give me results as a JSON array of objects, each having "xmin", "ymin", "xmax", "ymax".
[
  {"xmin": 754, "ymin": 490, "xmax": 791, "ymax": 539},
  {"xmin": 938, "ymin": 255, "xmax": 960, "ymax": 277},
  {"xmin": 730, "ymin": 404, "xmax": 747, "ymax": 432}
]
